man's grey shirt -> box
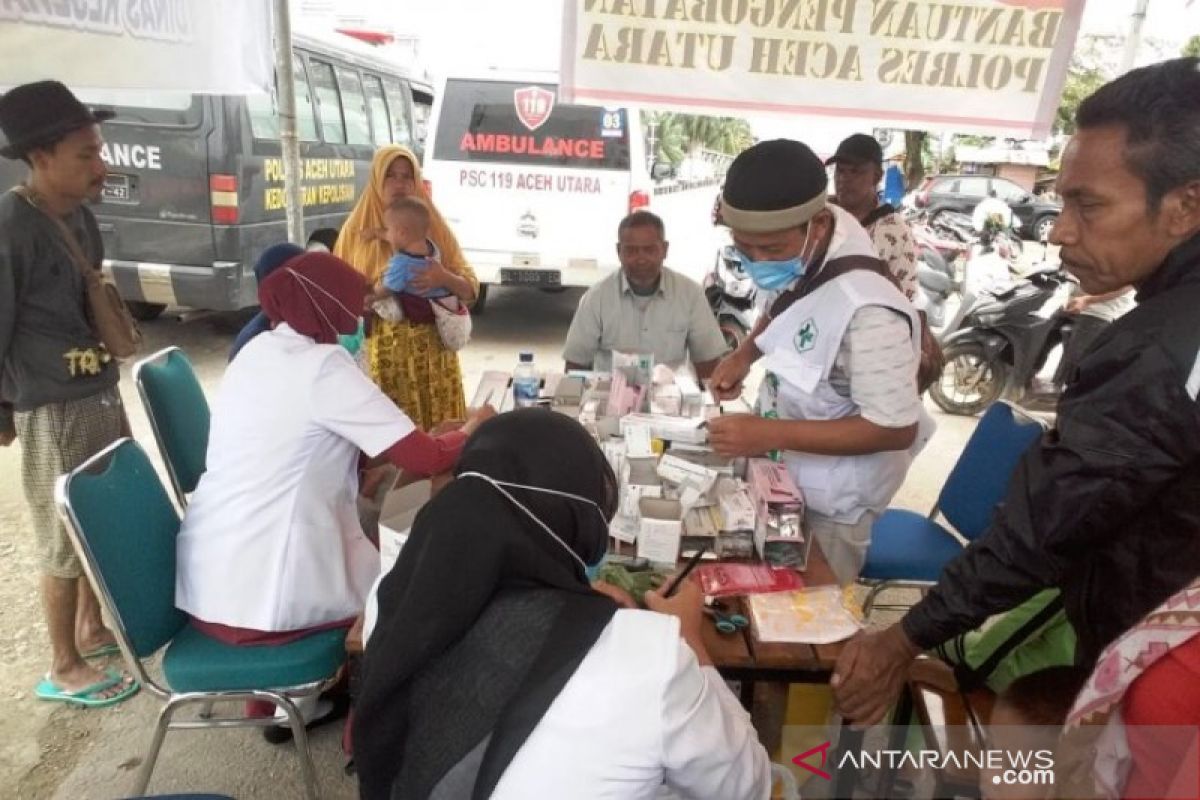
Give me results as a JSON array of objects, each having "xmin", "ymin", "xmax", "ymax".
[
  {"xmin": 562, "ymin": 266, "xmax": 729, "ymax": 372},
  {"xmin": 0, "ymin": 192, "xmax": 118, "ymax": 431}
]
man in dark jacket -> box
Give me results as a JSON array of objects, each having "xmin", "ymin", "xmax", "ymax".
[{"xmin": 833, "ymin": 57, "xmax": 1200, "ymax": 726}]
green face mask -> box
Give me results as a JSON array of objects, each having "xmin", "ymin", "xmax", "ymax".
[{"xmin": 337, "ymin": 319, "xmax": 366, "ymax": 356}]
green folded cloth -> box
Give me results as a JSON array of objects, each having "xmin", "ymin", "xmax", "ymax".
[{"xmin": 596, "ymin": 563, "xmax": 669, "ymax": 607}]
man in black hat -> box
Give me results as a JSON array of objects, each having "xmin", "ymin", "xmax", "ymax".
[
  {"xmin": 827, "ymin": 133, "xmax": 918, "ymax": 302},
  {"xmin": 707, "ymin": 139, "xmax": 929, "ymax": 586},
  {"xmin": 0, "ymin": 81, "xmax": 137, "ymax": 706}
]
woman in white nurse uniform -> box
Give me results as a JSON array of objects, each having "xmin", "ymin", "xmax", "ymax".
[{"xmin": 175, "ymin": 251, "xmax": 493, "ymax": 646}]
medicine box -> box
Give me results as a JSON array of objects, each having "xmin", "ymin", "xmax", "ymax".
[
  {"xmin": 638, "ymin": 497, "xmax": 683, "ymax": 567},
  {"xmin": 745, "ymin": 458, "xmax": 811, "ymax": 570},
  {"xmin": 718, "ymin": 486, "xmax": 757, "ymax": 533}
]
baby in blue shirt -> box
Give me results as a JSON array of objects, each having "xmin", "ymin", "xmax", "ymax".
[{"xmin": 370, "ymin": 196, "xmax": 450, "ymax": 306}]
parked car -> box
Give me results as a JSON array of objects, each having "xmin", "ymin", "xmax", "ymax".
[{"xmin": 912, "ymin": 174, "xmax": 1060, "ymax": 242}]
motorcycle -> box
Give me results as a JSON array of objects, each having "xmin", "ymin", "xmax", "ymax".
[
  {"xmin": 930, "ymin": 265, "xmax": 1077, "ymax": 416},
  {"xmin": 704, "ymin": 245, "xmax": 759, "ymax": 351},
  {"xmin": 917, "ymin": 234, "xmax": 1029, "ymax": 341},
  {"xmin": 917, "ymin": 247, "xmax": 972, "ymax": 338},
  {"xmin": 912, "ymin": 221, "xmax": 970, "ymax": 267}
]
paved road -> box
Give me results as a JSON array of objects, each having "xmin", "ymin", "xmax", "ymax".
[{"xmin": 0, "ymin": 186, "xmax": 976, "ymax": 798}]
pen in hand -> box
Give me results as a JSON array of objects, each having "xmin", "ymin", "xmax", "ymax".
[{"xmin": 662, "ymin": 546, "xmax": 708, "ymax": 598}]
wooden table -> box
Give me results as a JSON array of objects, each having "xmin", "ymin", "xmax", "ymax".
[
  {"xmin": 709, "ymin": 540, "xmax": 845, "ymax": 688},
  {"xmin": 699, "ymin": 542, "xmax": 864, "ymax": 799},
  {"xmin": 346, "ymin": 541, "xmax": 864, "ymax": 796}
]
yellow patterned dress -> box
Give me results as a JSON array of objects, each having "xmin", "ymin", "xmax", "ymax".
[
  {"xmin": 335, "ymin": 146, "xmax": 479, "ymax": 430},
  {"xmin": 367, "ymin": 317, "xmax": 468, "ymax": 430}
]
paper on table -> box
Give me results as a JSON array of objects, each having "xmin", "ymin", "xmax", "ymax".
[
  {"xmin": 377, "ymin": 480, "xmax": 431, "ymax": 575},
  {"xmin": 379, "ymin": 524, "xmax": 407, "ymax": 576},
  {"xmin": 610, "ymin": 514, "xmax": 640, "ymax": 544},
  {"xmin": 625, "ymin": 424, "xmax": 654, "ymax": 458},
  {"xmin": 747, "ymin": 587, "xmax": 864, "ymax": 644},
  {"xmin": 620, "ymin": 483, "xmax": 661, "ymax": 519}
]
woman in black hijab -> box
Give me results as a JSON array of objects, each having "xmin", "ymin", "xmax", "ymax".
[{"xmin": 354, "ymin": 410, "xmax": 770, "ymax": 800}]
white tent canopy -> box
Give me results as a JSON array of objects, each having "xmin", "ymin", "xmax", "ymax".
[
  {"xmin": 560, "ymin": 0, "xmax": 1088, "ymax": 139},
  {"xmin": 0, "ymin": 1, "xmax": 272, "ymax": 95},
  {"xmin": 0, "ymin": 0, "xmax": 309, "ymax": 241}
]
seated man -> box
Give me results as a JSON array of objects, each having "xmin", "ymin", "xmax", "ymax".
[{"xmin": 563, "ymin": 211, "xmax": 729, "ymax": 379}]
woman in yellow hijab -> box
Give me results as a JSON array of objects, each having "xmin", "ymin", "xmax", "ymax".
[{"xmin": 336, "ymin": 146, "xmax": 479, "ymax": 430}]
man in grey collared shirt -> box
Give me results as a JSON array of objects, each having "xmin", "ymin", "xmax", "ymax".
[{"xmin": 563, "ymin": 211, "xmax": 729, "ymax": 379}]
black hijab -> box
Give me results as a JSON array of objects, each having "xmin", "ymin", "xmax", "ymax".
[{"xmin": 354, "ymin": 409, "xmax": 620, "ymax": 800}]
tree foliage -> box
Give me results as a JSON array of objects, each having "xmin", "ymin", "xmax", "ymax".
[
  {"xmin": 955, "ymin": 135, "xmax": 995, "ymax": 148},
  {"xmin": 644, "ymin": 112, "xmax": 754, "ymax": 165},
  {"xmin": 1184, "ymin": 35, "xmax": 1200, "ymax": 58},
  {"xmin": 1055, "ymin": 66, "xmax": 1108, "ymax": 135},
  {"xmin": 1055, "ymin": 35, "xmax": 1118, "ymax": 135}
]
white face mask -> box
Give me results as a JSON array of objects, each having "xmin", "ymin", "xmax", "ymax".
[{"xmin": 458, "ymin": 471, "xmax": 609, "ymax": 575}]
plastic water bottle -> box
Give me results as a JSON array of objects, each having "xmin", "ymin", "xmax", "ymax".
[{"xmin": 512, "ymin": 351, "xmax": 540, "ymax": 408}]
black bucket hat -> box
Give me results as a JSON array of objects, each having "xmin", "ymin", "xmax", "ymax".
[{"xmin": 0, "ymin": 80, "xmax": 113, "ymax": 159}]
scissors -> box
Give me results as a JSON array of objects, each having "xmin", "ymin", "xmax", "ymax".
[{"xmin": 705, "ymin": 601, "xmax": 749, "ymax": 635}]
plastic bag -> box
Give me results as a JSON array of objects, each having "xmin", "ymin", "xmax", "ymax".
[{"xmin": 694, "ymin": 563, "xmax": 804, "ymax": 598}]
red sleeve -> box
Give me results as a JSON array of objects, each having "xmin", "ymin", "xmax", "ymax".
[
  {"xmin": 381, "ymin": 429, "xmax": 467, "ymax": 477},
  {"xmin": 1121, "ymin": 636, "xmax": 1200, "ymax": 800}
]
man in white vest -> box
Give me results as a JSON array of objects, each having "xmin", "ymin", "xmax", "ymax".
[{"xmin": 708, "ymin": 139, "xmax": 929, "ymax": 585}]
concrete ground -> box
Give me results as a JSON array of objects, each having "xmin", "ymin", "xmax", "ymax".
[{"xmin": 0, "ymin": 188, "xmax": 980, "ymax": 799}]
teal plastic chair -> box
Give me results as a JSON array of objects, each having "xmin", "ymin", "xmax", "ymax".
[
  {"xmin": 56, "ymin": 439, "xmax": 345, "ymax": 799},
  {"xmin": 858, "ymin": 402, "xmax": 1047, "ymax": 616},
  {"xmin": 133, "ymin": 347, "xmax": 209, "ymax": 507}
]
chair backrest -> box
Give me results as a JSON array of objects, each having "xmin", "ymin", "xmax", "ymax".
[
  {"xmin": 134, "ymin": 347, "xmax": 210, "ymax": 505},
  {"xmin": 57, "ymin": 439, "xmax": 187, "ymax": 660},
  {"xmin": 938, "ymin": 402, "xmax": 1046, "ymax": 541}
]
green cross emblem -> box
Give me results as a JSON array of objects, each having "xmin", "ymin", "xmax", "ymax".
[{"xmin": 795, "ymin": 319, "xmax": 818, "ymax": 353}]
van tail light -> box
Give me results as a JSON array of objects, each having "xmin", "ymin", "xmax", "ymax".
[
  {"xmin": 629, "ymin": 189, "xmax": 651, "ymax": 213},
  {"xmin": 422, "ymin": 179, "xmax": 433, "ymax": 200},
  {"xmin": 210, "ymin": 174, "xmax": 239, "ymax": 224}
]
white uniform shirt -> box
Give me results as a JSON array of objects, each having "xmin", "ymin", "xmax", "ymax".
[
  {"xmin": 176, "ymin": 324, "xmax": 414, "ymax": 632},
  {"xmin": 757, "ymin": 206, "xmax": 929, "ymax": 523},
  {"xmin": 492, "ymin": 610, "xmax": 771, "ymax": 800}
]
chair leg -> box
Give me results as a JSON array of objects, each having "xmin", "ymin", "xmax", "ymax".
[
  {"xmin": 875, "ymin": 685, "xmax": 915, "ymax": 797},
  {"xmin": 862, "ymin": 582, "xmax": 892, "ymax": 618},
  {"xmin": 132, "ymin": 696, "xmax": 183, "ymax": 796},
  {"xmin": 272, "ymin": 694, "xmax": 322, "ymax": 800}
]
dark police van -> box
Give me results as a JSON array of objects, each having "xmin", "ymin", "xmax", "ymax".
[{"xmin": 0, "ymin": 33, "xmax": 429, "ymax": 319}]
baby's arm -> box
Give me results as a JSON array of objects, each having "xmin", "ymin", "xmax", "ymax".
[{"xmin": 370, "ymin": 277, "xmax": 396, "ymax": 301}]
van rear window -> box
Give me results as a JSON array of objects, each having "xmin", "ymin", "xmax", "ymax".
[
  {"xmin": 434, "ymin": 79, "xmax": 629, "ymax": 170},
  {"xmin": 77, "ymin": 90, "xmax": 201, "ymax": 127}
]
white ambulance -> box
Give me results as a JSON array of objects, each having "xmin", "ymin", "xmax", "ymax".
[{"xmin": 423, "ymin": 70, "xmax": 653, "ymax": 310}]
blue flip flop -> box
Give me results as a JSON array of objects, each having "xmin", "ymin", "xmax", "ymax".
[
  {"xmin": 35, "ymin": 667, "xmax": 140, "ymax": 708},
  {"xmin": 80, "ymin": 643, "xmax": 121, "ymax": 660}
]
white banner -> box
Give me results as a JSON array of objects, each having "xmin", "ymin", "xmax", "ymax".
[
  {"xmin": 561, "ymin": 0, "xmax": 1086, "ymax": 138},
  {"xmin": 0, "ymin": 0, "xmax": 273, "ymax": 95}
]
